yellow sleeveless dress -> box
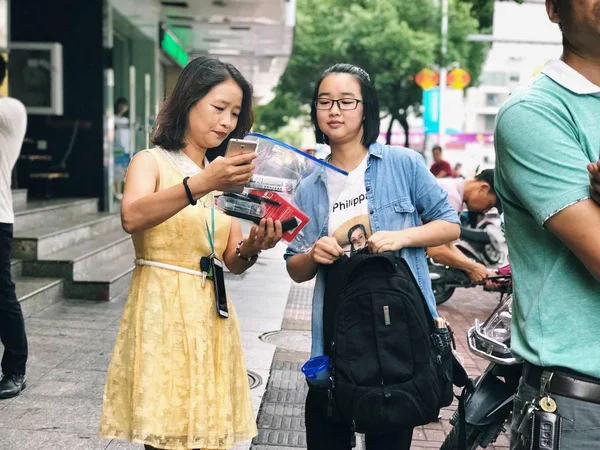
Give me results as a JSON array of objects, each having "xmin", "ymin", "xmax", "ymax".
[{"xmin": 99, "ymin": 148, "xmax": 257, "ymax": 449}]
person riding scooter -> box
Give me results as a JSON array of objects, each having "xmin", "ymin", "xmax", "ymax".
[{"xmin": 427, "ymin": 169, "xmax": 502, "ymax": 284}]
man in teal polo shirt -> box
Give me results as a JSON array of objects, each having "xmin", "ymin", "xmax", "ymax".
[{"xmin": 495, "ymin": 0, "xmax": 600, "ymax": 448}]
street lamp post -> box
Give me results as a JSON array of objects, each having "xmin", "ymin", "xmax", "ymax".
[{"xmin": 438, "ymin": 0, "xmax": 449, "ymax": 148}]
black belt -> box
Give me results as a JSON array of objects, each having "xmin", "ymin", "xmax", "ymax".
[{"xmin": 524, "ymin": 362, "xmax": 600, "ymax": 405}]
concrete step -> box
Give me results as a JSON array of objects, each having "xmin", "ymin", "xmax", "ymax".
[
  {"xmin": 11, "ymin": 189, "xmax": 27, "ymax": 210},
  {"xmin": 66, "ymin": 252, "xmax": 135, "ymax": 301},
  {"xmin": 11, "ymin": 259, "xmax": 22, "ymax": 279},
  {"xmin": 12, "ymin": 212, "xmax": 121, "ymax": 260},
  {"xmin": 15, "ymin": 276, "xmax": 64, "ymax": 318},
  {"xmin": 14, "ymin": 198, "xmax": 99, "ymax": 232},
  {"xmin": 22, "ymin": 229, "xmax": 134, "ymax": 282}
]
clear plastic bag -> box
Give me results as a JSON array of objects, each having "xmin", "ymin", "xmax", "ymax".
[
  {"xmin": 217, "ymin": 133, "xmax": 350, "ymax": 253},
  {"xmin": 245, "ymin": 133, "xmax": 347, "ymax": 198},
  {"xmin": 214, "ymin": 190, "xmax": 310, "ymax": 243},
  {"xmin": 289, "ymin": 164, "xmax": 351, "ymax": 253},
  {"xmin": 214, "ymin": 193, "xmax": 266, "ymax": 222},
  {"xmin": 244, "ymin": 134, "xmax": 351, "ymax": 254}
]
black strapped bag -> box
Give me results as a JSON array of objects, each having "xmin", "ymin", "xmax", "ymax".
[{"xmin": 322, "ymin": 251, "xmax": 459, "ymax": 434}]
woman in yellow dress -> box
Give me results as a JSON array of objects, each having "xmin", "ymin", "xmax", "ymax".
[{"xmin": 99, "ymin": 56, "xmax": 283, "ymax": 450}]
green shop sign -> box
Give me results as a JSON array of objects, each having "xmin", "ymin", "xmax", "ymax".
[{"xmin": 160, "ymin": 26, "xmax": 188, "ymax": 68}]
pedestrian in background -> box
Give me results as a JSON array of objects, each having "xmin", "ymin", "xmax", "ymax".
[
  {"xmin": 428, "ymin": 169, "xmax": 501, "ymax": 284},
  {"xmin": 113, "ymin": 96, "xmax": 131, "ymax": 201},
  {"xmin": 285, "ymin": 63, "xmax": 460, "ymax": 450},
  {"xmin": 494, "ymin": 0, "xmax": 600, "ymax": 448},
  {"xmin": 0, "ymin": 54, "xmax": 29, "ymax": 400},
  {"xmin": 453, "ymin": 162, "xmax": 464, "ymax": 179},
  {"xmin": 99, "ymin": 56, "xmax": 283, "ymax": 450},
  {"xmin": 429, "ymin": 145, "xmax": 454, "ymax": 178}
]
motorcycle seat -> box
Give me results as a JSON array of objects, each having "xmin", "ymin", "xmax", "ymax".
[{"xmin": 460, "ymin": 227, "xmax": 491, "ymax": 244}]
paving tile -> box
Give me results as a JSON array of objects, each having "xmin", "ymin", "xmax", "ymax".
[
  {"xmin": 57, "ymin": 349, "xmax": 113, "ymax": 372},
  {"xmin": 0, "ymin": 396, "xmax": 102, "ymax": 435},
  {"xmin": 25, "ymin": 368, "xmax": 108, "ymax": 400},
  {"xmin": 0, "ymin": 428, "xmax": 108, "ymax": 450}
]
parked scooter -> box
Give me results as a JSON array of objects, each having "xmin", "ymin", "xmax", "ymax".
[
  {"xmin": 461, "ymin": 208, "xmax": 506, "ymax": 266},
  {"xmin": 440, "ymin": 291, "xmax": 521, "ymax": 450},
  {"xmin": 459, "ymin": 225, "xmax": 506, "ymax": 266}
]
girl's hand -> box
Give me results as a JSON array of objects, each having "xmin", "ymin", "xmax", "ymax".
[
  {"xmin": 309, "ymin": 236, "xmax": 345, "ymax": 265},
  {"xmin": 368, "ymin": 230, "xmax": 408, "ymax": 254}
]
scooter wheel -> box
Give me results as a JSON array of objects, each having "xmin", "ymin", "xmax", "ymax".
[
  {"xmin": 483, "ymin": 243, "xmax": 503, "ymax": 265},
  {"xmin": 433, "ymin": 285, "xmax": 455, "ymax": 305}
]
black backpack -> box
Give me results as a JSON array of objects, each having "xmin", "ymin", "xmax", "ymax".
[{"xmin": 322, "ymin": 251, "xmax": 455, "ymax": 436}]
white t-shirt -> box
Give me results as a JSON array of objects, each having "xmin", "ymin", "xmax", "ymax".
[
  {"xmin": 114, "ymin": 115, "xmax": 131, "ymax": 154},
  {"xmin": 436, "ymin": 177, "xmax": 465, "ymax": 215},
  {"xmin": 0, "ymin": 97, "xmax": 27, "ymax": 224},
  {"xmin": 328, "ymin": 155, "xmax": 372, "ymax": 254}
]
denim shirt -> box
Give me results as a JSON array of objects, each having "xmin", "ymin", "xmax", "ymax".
[{"xmin": 284, "ymin": 143, "xmax": 460, "ymax": 357}]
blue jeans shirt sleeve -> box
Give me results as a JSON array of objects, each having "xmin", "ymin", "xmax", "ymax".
[{"xmin": 414, "ymin": 152, "xmax": 460, "ymax": 225}]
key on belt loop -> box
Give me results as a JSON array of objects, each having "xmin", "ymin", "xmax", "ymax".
[{"xmin": 539, "ymin": 370, "xmax": 554, "ymax": 397}]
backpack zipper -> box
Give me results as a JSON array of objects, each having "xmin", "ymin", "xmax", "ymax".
[
  {"xmin": 327, "ymin": 341, "xmax": 336, "ymax": 418},
  {"xmin": 330, "ymin": 341, "xmax": 337, "ymax": 389},
  {"xmin": 370, "ymin": 296, "xmax": 392, "ymax": 399}
]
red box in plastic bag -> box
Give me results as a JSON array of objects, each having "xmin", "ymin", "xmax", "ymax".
[{"xmin": 249, "ymin": 190, "xmax": 310, "ymax": 242}]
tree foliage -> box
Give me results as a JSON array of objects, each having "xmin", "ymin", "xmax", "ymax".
[
  {"xmin": 255, "ymin": 0, "xmax": 520, "ymax": 144},
  {"xmin": 459, "ymin": 0, "xmax": 524, "ymax": 31}
]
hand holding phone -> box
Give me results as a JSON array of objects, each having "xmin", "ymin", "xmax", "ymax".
[
  {"xmin": 217, "ymin": 139, "xmax": 258, "ymax": 192},
  {"xmin": 194, "ymin": 152, "xmax": 256, "ymax": 193}
]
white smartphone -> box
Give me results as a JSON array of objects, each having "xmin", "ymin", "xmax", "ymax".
[
  {"xmin": 225, "ymin": 138, "xmax": 258, "ymax": 157},
  {"xmin": 224, "ymin": 138, "xmax": 257, "ymax": 193}
]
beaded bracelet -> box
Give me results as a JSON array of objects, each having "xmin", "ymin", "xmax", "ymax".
[{"xmin": 236, "ymin": 240, "xmax": 260, "ymax": 262}]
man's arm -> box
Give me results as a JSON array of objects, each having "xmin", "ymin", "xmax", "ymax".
[
  {"xmin": 428, "ymin": 243, "xmax": 489, "ymax": 283},
  {"xmin": 545, "ymin": 199, "xmax": 600, "ymax": 280}
]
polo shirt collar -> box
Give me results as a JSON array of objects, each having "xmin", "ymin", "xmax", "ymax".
[{"xmin": 542, "ymin": 59, "xmax": 600, "ymax": 95}]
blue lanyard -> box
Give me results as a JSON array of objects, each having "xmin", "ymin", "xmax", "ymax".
[{"xmin": 205, "ymin": 193, "xmax": 215, "ymax": 255}]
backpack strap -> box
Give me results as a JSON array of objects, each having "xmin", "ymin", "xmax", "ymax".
[{"xmin": 395, "ymin": 257, "xmax": 436, "ymax": 330}]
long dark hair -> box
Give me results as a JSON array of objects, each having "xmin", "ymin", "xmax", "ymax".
[
  {"xmin": 310, "ymin": 63, "xmax": 381, "ymax": 147},
  {"xmin": 152, "ymin": 56, "xmax": 254, "ymax": 159}
]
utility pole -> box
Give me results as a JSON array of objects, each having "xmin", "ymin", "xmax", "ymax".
[{"xmin": 438, "ymin": 0, "xmax": 449, "ymax": 148}]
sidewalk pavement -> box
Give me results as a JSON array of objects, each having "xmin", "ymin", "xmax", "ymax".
[{"xmin": 0, "ymin": 240, "xmax": 508, "ymax": 449}]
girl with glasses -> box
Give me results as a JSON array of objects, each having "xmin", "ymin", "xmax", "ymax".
[{"xmin": 284, "ymin": 63, "xmax": 460, "ymax": 450}]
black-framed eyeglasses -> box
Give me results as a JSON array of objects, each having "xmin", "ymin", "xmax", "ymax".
[{"xmin": 315, "ymin": 98, "xmax": 364, "ymax": 111}]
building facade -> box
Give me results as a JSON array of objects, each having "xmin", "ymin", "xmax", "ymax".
[{"xmin": 7, "ymin": 0, "xmax": 294, "ymax": 211}]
